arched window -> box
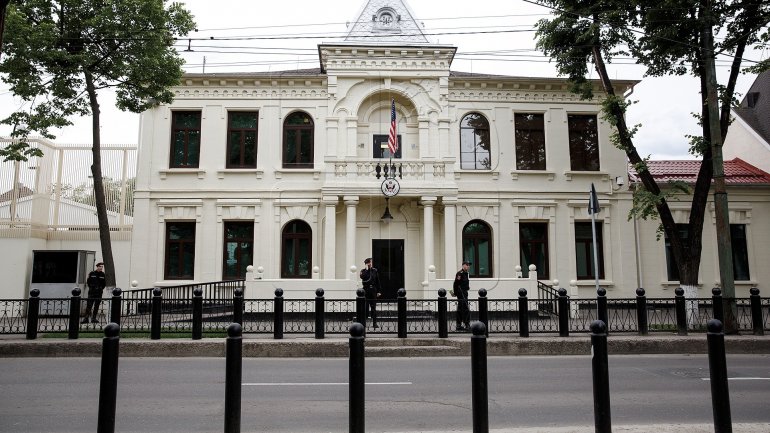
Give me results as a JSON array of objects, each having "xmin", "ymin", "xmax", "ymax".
[
  {"xmin": 283, "ymin": 111, "xmax": 314, "ymax": 168},
  {"xmin": 281, "ymin": 220, "xmax": 312, "ymax": 278},
  {"xmin": 460, "ymin": 113, "xmax": 491, "ymax": 170},
  {"xmin": 462, "ymin": 220, "xmax": 493, "ymax": 278}
]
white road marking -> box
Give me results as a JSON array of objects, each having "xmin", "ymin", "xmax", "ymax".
[
  {"xmin": 243, "ymin": 381, "xmax": 412, "ymax": 386},
  {"xmin": 700, "ymin": 377, "xmax": 770, "ymax": 381}
]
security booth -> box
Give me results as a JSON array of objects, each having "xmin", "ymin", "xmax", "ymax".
[{"xmin": 30, "ymin": 250, "xmax": 95, "ymax": 315}]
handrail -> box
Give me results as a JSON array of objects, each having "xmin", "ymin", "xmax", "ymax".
[
  {"xmin": 536, "ymin": 281, "xmax": 560, "ymax": 316},
  {"xmin": 122, "ymin": 280, "xmax": 245, "ymax": 301}
]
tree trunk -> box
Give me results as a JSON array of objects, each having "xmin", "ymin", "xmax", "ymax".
[
  {"xmin": 0, "ymin": 0, "xmax": 10, "ymax": 60},
  {"xmin": 84, "ymin": 70, "xmax": 116, "ymax": 288}
]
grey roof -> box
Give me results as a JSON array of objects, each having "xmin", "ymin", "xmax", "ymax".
[
  {"xmin": 733, "ymin": 70, "xmax": 770, "ymax": 145},
  {"xmin": 183, "ymin": 68, "xmax": 325, "ymax": 79}
]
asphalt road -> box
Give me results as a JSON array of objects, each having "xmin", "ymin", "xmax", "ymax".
[{"xmin": 1, "ymin": 354, "xmax": 769, "ymax": 432}]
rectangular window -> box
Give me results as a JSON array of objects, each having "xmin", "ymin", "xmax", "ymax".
[
  {"xmin": 170, "ymin": 111, "xmax": 201, "ymax": 168},
  {"xmin": 223, "ymin": 221, "xmax": 254, "ymax": 280},
  {"xmin": 731, "ymin": 224, "xmax": 750, "ymax": 281},
  {"xmin": 515, "ymin": 113, "xmax": 546, "ymax": 170},
  {"xmin": 574, "ymin": 222, "xmax": 605, "ymax": 280},
  {"xmin": 519, "ymin": 222, "xmax": 549, "ymax": 280},
  {"xmin": 665, "ymin": 224, "xmax": 689, "ymax": 281},
  {"xmin": 372, "ymin": 134, "xmax": 402, "ymax": 159},
  {"xmin": 226, "ymin": 112, "xmax": 258, "ymax": 168},
  {"xmin": 568, "ymin": 114, "xmax": 600, "ymax": 171},
  {"xmin": 165, "ymin": 221, "xmax": 196, "ymax": 280}
]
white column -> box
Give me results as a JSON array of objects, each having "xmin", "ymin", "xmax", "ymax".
[
  {"xmin": 322, "ymin": 195, "xmax": 338, "ymax": 279},
  {"xmin": 443, "ymin": 196, "xmax": 458, "ymax": 278},
  {"xmin": 421, "ymin": 197, "xmax": 437, "ymax": 285},
  {"xmin": 344, "ymin": 196, "xmax": 359, "ymax": 279}
]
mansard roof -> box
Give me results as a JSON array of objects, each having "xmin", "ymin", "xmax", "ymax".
[
  {"xmin": 733, "ymin": 70, "xmax": 770, "ymax": 145},
  {"xmin": 344, "ymin": 0, "xmax": 430, "ymax": 44}
]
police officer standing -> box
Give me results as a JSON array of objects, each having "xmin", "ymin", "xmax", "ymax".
[
  {"xmin": 83, "ymin": 262, "xmax": 106, "ymax": 324},
  {"xmin": 359, "ymin": 258, "xmax": 381, "ymax": 328},
  {"xmin": 453, "ymin": 260, "xmax": 471, "ymax": 331}
]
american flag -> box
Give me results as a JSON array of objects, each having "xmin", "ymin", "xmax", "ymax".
[{"xmin": 388, "ymin": 98, "xmax": 398, "ymax": 155}]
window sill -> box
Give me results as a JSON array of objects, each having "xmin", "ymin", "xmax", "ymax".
[
  {"xmin": 217, "ymin": 169, "xmax": 264, "ymax": 179},
  {"xmin": 454, "ymin": 170, "xmax": 500, "ymax": 181},
  {"xmin": 159, "ymin": 169, "xmax": 206, "ymax": 180},
  {"xmin": 563, "ymin": 171, "xmax": 609, "ymax": 181},
  {"xmin": 510, "ymin": 170, "xmax": 555, "ymax": 181},
  {"xmin": 573, "ymin": 280, "xmax": 615, "ymax": 289},
  {"xmin": 274, "ymin": 168, "xmax": 321, "ymax": 180}
]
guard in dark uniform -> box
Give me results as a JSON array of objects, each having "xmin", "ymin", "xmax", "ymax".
[
  {"xmin": 453, "ymin": 260, "xmax": 471, "ymax": 331},
  {"xmin": 359, "ymin": 258, "xmax": 381, "ymax": 328}
]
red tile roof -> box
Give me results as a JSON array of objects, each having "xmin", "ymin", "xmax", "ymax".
[{"xmin": 629, "ymin": 158, "xmax": 770, "ymax": 185}]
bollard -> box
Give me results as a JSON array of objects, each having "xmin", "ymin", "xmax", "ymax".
[
  {"xmin": 233, "ymin": 288, "xmax": 244, "ymax": 326},
  {"xmin": 97, "ymin": 323, "xmax": 120, "ymax": 433},
  {"xmin": 68, "ymin": 288, "xmax": 82, "ymax": 340},
  {"xmin": 518, "ymin": 289, "xmax": 529, "ymax": 338},
  {"xmin": 151, "ymin": 288, "xmax": 162, "ymax": 340},
  {"xmin": 674, "ymin": 287, "xmax": 687, "ymax": 336},
  {"xmin": 706, "ymin": 319, "xmax": 732, "ymax": 433},
  {"xmin": 110, "ymin": 288, "xmax": 122, "ymax": 329},
  {"xmin": 274, "ymin": 288, "xmax": 284, "ymax": 340},
  {"xmin": 315, "ymin": 288, "xmax": 325, "ymax": 339},
  {"xmin": 470, "ymin": 322, "xmax": 489, "ymax": 433},
  {"xmin": 26, "ymin": 289, "xmax": 41, "ymax": 340},
  {"xmin": 635, "ymin": 288, "xmax": 648, "ymax": 336},
  {"xmin": 478, "ymin": 289, "xmax": 489, "ymax": 336},
  {"xmin": 192, "ymin": 287, "xmax": 203, "ymax": 340},
  {"xmin": 749, "ymin": 288, "xmax": 763, "ymax": 336},
  {"xmin": 225, "ymin": 323, "xmax": 243, "ymax": 433},
  {"xmin": 712, "ymin": 287, "xmax": 724, "ymax": 325},
  {"xmin": 355, "ymin": 288, "xmax": 367, "ymax": 328},
  {"xmin": 597, "ymin": 288, "xmax": 609, "ymax": 333},
  {"xmin": 438, "ymin": 289, "xmax": 448, "ymax": 338},
  {"xmin": 590, "ymin": 320, "xmax": 612, "ymax": 433},
  {"xmin": 397, "ymin": 288, "xmax": 407, "ymax": 338},
  {"xmin": 349, "ymin": 322, "xmax": 365, "ymax": 433},
  {"xmin": 558, "ymin": 288, "xmax": 569, "ymax": 337}
]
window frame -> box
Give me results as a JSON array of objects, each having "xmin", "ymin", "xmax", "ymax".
[
  {"xmin": 519, "ymin": 222, "xmax": 550, "ymax": 280},
  {"xmin": 574, "ymin": 221, "xmax": 605, "ymax": 280},
  {"xmin": 664, "ymin": 223, "xmax": 690, "ymax": 281},
  {"xmin": 567, "ymin": 114, "xmax": 600, "ymax": 171},
  {"xmin": 459, "ymin": 112, "xmax": 492, "ymax": 170},
  {"xmin": 164, "ymin": 221, "xmax": 196, "ymax": 280},
  {"xmin": 462, "ymin": 220, "xmax": 493, "ymax": 278},
  {"xmin": 169, "ymin": 111, "xmax": 202, "ymax": 168},
  {"xmin": 731, "ymin": 224, "xmax": 750, "ymax": 281},
  {"xmin": 226, "ymin": 111, "xmax": 259, "ymax": 169},
  {"xmin": 281, "ymin": 220, "xmax": 312, "ymax": 279},
  {"xmin": 282, "ymin": 111, "xmax": 314, "ymax": 169},
  {"xmin": 222, "ymin": 221, "xmax": 254, "ymax": 280},
  {"xmin": 514, "ymin": 113, "xmax": 546, "ymax": 170}
]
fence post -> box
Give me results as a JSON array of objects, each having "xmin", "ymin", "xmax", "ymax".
[
  {"xmin": 68, "ymin": 288, "xmax": 81, "ymax": 340},
  {"xmin": 518, "ymin": 289, "xmax": 529, "ymax": 338},
  {"xmin": 470, "ymin": 322, "xmax": 489, "ymax": 433},
  {"xmin": 355, "ymin": 288, "xmax": 367, "ymax": 328},
  {"xmin": 438, "ymin": 289, "xmax": 448, "ymax": 338},
  {"xmin": 749, "ymin": 288, "xmax": 763, "ymax": 336},
  {"xmin": 712, "ymin": 287, "xmax": 724, "ymax": 325},
  {"xmin": 273, "ymin": 288, "xmax": 284, "ymax": 340},
  {"xmin": 97, "ymin": 323, "xmax": 120, "ymax": 433},
  {"xmin": 597, "ymin": 288, "xmax": 608, "ymax": 333},
  {"xmin": 707, "ymin": 319, "xmax": 732, "ymax": 433},
  {"xmin": 110, "ymin": 288, "xmax": 122, "ymax": 329},
  {"xmin": 151, "ymin": 288, "xmax": 162, "ymax": 340},
  {"xmin": 26, "ymin": 289, "xmax": 40, "ymax": 340},
  {"xmin": 635, "ymin": 288, "xmax": 648, "ymax": 336},
  {"xmin": 558, "ymin": 288, "xmax": 569, "ymax": 337},
  {"xmin": 233, "ymin": 288, "xmax": 243, "ymax": 326},
  {"xmin": 192, "ymin": 287, "xmax": 203, "ymax": 340},
  {"xmin": 397, "ymin": 288, "xmax": 407, "ymax": 338},
  {"xmin": 674, "ymin": 287, "xmax": 687, "ymax": 336},
  {"xmin": 590, "ymin": 320, "xmax": 612, "ymax": 433},
  {"xmin": 478, "ymin": 289, "xmax": 488, "ymax": 336},
  {"xmin": 225, "ymin": 323, "xmax": 242, "ymax": 433},
  {"xmin": 349, "ymin": 322, "xmax": 365, "ymax": 433},
  {"xmin": 315, "ymin": 288, "xmax": 325, "ymax": 339}
]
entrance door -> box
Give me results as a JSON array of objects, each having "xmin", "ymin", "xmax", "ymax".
[{"xmin": 372, "ymin": 239, "xmax": 404, "ymax": 299}]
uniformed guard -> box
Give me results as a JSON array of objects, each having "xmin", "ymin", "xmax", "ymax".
[
  {"xmin": 453, "ymin": 260, "xmax": 471, "ymax": 331},
  {"xmin": 359, "ymin": 258, "xmax": 381, "ymax": 328}
]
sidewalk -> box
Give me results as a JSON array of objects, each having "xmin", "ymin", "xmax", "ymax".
[{"xmin": 385, "ymin": 424, "xmax": 770, "ymax": 433}]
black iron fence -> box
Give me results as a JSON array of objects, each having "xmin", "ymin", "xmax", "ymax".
[{"xmin": 4, "ymin": 284, "xmax": 769, "ymax": 338}]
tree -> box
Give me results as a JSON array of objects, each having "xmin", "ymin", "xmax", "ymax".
[
  {"xmin": 0, "ymin": 0, "xmax": 10, "ymax": 59},
  {"xmin": 535, "ymin": 0, "xmax": 769, "ymax": 332},
  {"xmin": 0, "ymin": 0, "xmax": 195, "ymax": 287}
]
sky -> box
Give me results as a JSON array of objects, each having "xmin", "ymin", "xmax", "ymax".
[{"xmin": 0, "ymin": 0, "xmax": 766, "ymax": 159}]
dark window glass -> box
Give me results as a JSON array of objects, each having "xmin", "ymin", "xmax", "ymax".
[
  {"xmin": 283, "ymin": 112, "xmax": 314, "ymax": 168},
  {"xmin": 372, "ymin": 134, "xmax": 402, "ymax": 159},
  {"xmin": 575, "ymin": 222, "xmax": 605, "ymax": 280},
  {"xmin": 460, "ymin": 113, "xmax": 491, "ymax": 170},
  {"xmin": 519, "ymin": 222, "xmax": 549, "ymax": 279},
  {"xmin": 462, "ymin": 220, "xmax": 493, "ymax": 278},
  {"xmin": 170, "ymin": 111, "xmax": 201, "ymax": 168},
  {"xmin": 664, "ymin": 224, "xmax": 689, "ymax": 281},
  {"xmin": 165, "ymin": 222, "xmax": 196, "ymax": 279},
  {"xmin": 731, "ymin": 224, "xmax": 750, "ymax": 281},
  {"xmin": 223, "ymin": 221, "xmax": 254, "ymax": 280},
  {"xmin": 281, "ymin": 220, "xmax": 312, "ymax": 278},
  {"xmin": 568, "ymin": 114, "xmax": 600, "ymax": 171},
  {"xmin": 227, "ymin": 112, "xmax": 258, "ymax": 168},
  {"xmin": 515, "ymin": 113, "xmax": 546, "ymax": 170}
]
